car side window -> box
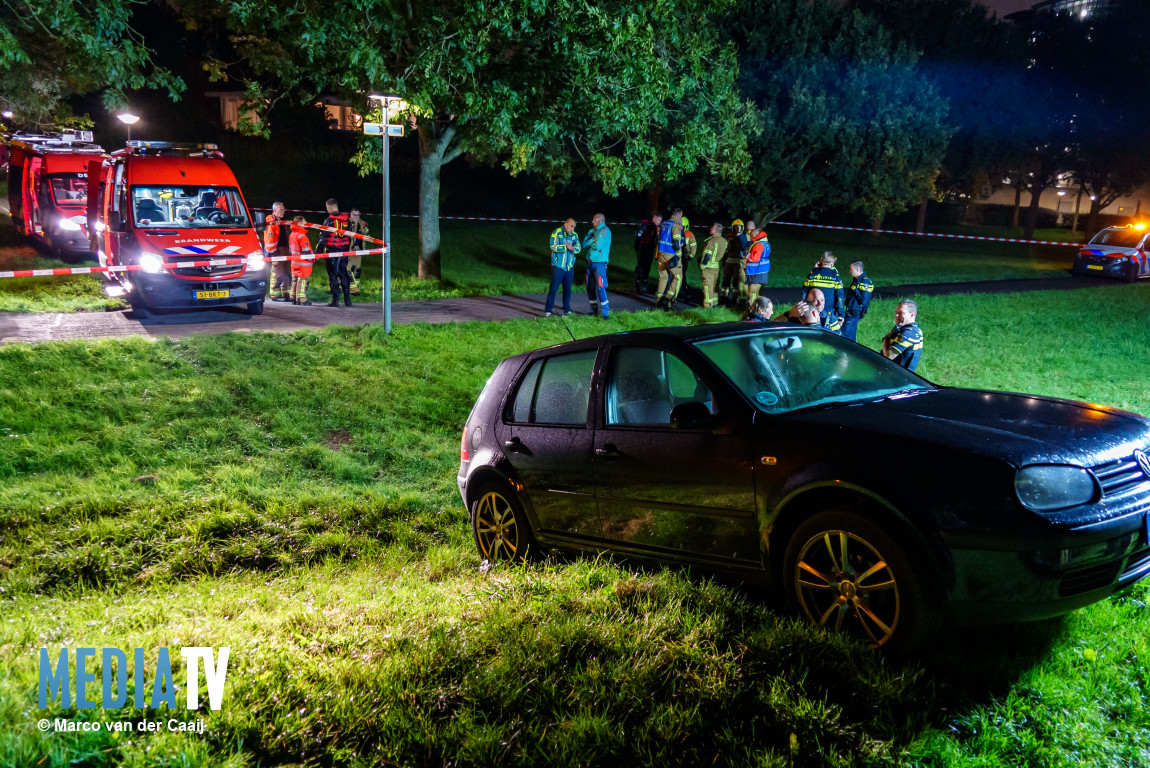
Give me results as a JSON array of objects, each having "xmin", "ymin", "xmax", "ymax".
[
  {"xmin": 505, "ymin": 350, "xmax": 596, "ymax": 426},
  {"xmin": 606, "ymin": 347, "xmax": 713, "ymax": 426}
]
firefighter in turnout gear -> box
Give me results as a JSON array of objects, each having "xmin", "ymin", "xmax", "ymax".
[
  {"xmin": 317, "ymin": 198, "xmax": 353, "ymax": 307},
  {"xmin": 841, "ymin": 260, "xmax": 874, "ymax": 342},
  {"xmin": 720, "ymin": 218, "xmax": 751, "ymax": 305},
  {"xmin": 263, "ymin": 201, "xmax": 292, "ymax": 301},
  {"xmin": 346, "ymin": 207, "xmax": 370, "ymax": 296},
  {"xmin": 699, "ymin": 222, "xmax": 728, "ymax": 308},
  {"xmin": 802, "ymin": 250, "xmax": 844, "ymax": 317},
  {"xmin": 654, "ymin": 208, "xmax": 685, "ymax": 310},
  {"xmin": 678, "ymin": 216, "xmax": 697, "ymax": 302},
  {"xmin": 582, "ymin": 213, "xmax": 612, "ymax": 318},
  {"xmin": 288, "ymin": 216, "xmax": 315, "ymax": 305}
]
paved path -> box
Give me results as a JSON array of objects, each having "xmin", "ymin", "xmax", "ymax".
[{"xmin": 0, "ymin": 273, "xmax": 1129, "ymax": 345}]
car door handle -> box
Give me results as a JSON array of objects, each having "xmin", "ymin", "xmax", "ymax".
[{"xmin": 595, "ymin": 443, "xmax": 620, "ymax": 459}]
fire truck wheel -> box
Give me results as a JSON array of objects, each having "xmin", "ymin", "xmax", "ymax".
[
  {"xmin": 127, "ymin": 290, "xmax": 150, "ymax": 319},
  {"xmin": 247, "ymin": 300, "xmax": 265, "ymax": 315}
]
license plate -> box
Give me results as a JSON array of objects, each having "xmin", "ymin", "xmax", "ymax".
[
  {"xmin": 194, "ymin": 290, "xmax": 230, "ymax": 299},
  {"xmin": 1087, "ymin": 265, "xmax": 1103, "ymax": 270}
]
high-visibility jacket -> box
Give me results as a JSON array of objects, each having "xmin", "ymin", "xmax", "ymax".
[
  {"xmin": 845, "ymin": 274, "xmax": 874, "ymax": 318},
  {"xmin": 745, "ymin": 231, "xmax": 771, "ymax": 277},
  {"xmin": 683, "ymin": 230, "xmax": 697, "ymax": 263},
  {"xmin": 549, "ymin": 227, "xmax": 581, "ymax": 270},
  {"xmin": 263, "ymin": 213, "xmax": 289, "ymax": 251},
  {"xmin": 803, "ymin": 266, "xmax": 844, "ymax": 313},
  {"xmin": 348, "ymin": 219, "xmax": 370, "ymax": 251},
  {"xmin": 289, "ymin": 224, "xmax": 315, "ymax": 277},
  {"xmin": 657, "ymin": 220, "xmax": 683, "ymax": 257},
  {"xmin": 318, "ymin": 212, "xmax": 351, "ymax": 253},
  {"xmin": 699, "ymin": 235, "xmax": 728, "ymax": 269}
]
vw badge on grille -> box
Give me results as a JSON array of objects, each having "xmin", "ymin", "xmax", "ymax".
[{"xmin": 1135, "ymin": 450, "xmax": 1150, "ymax": 480}]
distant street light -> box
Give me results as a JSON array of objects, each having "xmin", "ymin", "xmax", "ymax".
[
  {"xmin": 1, "ymin": 110, "xmax": 13, "ymax": 119},
  {"xmin": 117, "ymin": 112, "xmax": 140, "ymax": 143},
  {"xmin": 367, "ymin": 93, "xmax": 406, "ymax": 333}
]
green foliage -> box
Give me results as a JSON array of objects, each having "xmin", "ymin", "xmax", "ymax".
[
  {"xmin": 704, "ymin": 0, "xmax": 952, "ymax": 224},
  {"xmin": 0, "ymin": 0, "xmax": 184, "ymax": 127}
]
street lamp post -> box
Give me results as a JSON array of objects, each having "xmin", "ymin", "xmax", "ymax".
[
  {"xmin": 117, "ymin": 112, "xmax": 140, "ymax": 143},
  {"xmin": 368, "ymin": 93, "xmax": 403, "ymax": 333}
]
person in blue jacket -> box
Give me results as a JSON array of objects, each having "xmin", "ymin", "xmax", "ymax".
[
  {"xmin": 841, "ymin": 260, "xmax": 874, "ymax": 342},
  {"xmin": 583, "ymin": 213, "xmax": 612, "ymax": 318}
]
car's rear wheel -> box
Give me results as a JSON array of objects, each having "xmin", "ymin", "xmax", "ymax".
[
  {"xmin": 783, "ymin": 509, "xmax": 940, "ymax": 655},
  {"xmin": 471, "ymin": 482, "xmax": 537, "ymax": 563}
]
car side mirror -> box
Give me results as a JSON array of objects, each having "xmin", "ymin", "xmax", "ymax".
[{"xmin": 670, "ymin": 401, "xmax": 714, "ymax": 430}]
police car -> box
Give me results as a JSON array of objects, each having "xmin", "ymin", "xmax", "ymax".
[{"xmin": 1073, "ymin": 224, "xmax": 1150, "ymax": 282}]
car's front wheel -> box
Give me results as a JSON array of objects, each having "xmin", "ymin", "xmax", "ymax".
[
  {"xmin": 783, "ymin": 509, "xmax": 940, "ymax": 654},
  {"xmin": 471, "ymin": 482, "xmax": 537, "ymax": 563}
]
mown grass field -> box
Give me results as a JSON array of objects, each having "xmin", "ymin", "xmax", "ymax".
[
  {"xmin": 0, "ymin": 207, "xmax": 1080, "ymax": 313},
  {"xmin": 1, "ymin": 283, "xmax": 1148, "ymax": 767}
]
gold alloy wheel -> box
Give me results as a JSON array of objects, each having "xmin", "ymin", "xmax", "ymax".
[
  {"xmin": 793, "ymin": 529, "xmax": 901, "ymax": 647},
  {"xmin": 474, "ymin": 490, "xmax": 521, "ymax": 561}
]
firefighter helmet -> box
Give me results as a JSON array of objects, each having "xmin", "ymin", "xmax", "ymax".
[{"xmin": 731, "ymin": 218, "xmax": 744, "ymax": 228}]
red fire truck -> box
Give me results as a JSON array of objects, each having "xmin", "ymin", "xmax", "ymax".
[
  {"xmin": 4, "ymin": 131, "xmax": 104, "ymax": 260},
  {"xmin": 86, "ymin": 141, "xmax": 268, "ymax": 316}
]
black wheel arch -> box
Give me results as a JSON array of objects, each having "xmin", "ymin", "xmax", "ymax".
[{"xmin": 765, "ymin": 482, "xmax": 954, "ymax": 595}]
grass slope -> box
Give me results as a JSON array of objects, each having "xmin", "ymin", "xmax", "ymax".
[{"xmin": 1, "ymin": 287, "xmax": 1148, "ymax": 767}]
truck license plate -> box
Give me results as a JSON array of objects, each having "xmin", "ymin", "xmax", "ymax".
[
  {"xmin": 195, "ymin": 290, "xmax": 231, "ymax": 299},
  {"xmin": 1087, "ymin": 265, "xmax": 1103, "ymax": 270}
]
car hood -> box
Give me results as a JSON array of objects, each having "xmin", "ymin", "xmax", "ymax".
[{"xmin": 790, "ymin": 388, "xmax": 1150, "ymax": 467}]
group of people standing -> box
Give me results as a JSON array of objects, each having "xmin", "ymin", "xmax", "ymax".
[
  {"xmin": 261, "ymin": 199, "xmax": 371, "ymax": 307},
  {"xmin": 544, "ymin": 211, "xmax": 923, "ymax": 371}
]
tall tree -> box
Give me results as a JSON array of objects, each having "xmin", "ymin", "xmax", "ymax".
[
  {"xmin": 0, "ymin": 0, "xmax": 183, "ymax": 128},
  {"xmin": 713, "ymin": 0, "xmax": 951, "ymax": 226},
  {"xmin": 187, "ymin": 0, "xmax": 749, "ymax": 280}
]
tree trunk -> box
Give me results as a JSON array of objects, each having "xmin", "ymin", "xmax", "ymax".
[
  {"xmin": 1085, "ymin": 198, "xmax": 1104, "ymax": 241},
  {"xmin": 1023, "ymin": 184, "xmax": 1045, "ymax": 240},
  {"xmin": 645, "ymin": 178, "xmax": 663, "ymax": 216},
  {"xmin": 915, "ymin": 192, "xmax": 929, "ymax": 233},
  {"xmin": 1071, "ymin": 186, "xmax": 1084, "ymax": 233},
  {"xmin": 416, "ymin": 120, "xmax": 462, "ymax": 281},
  {"xmin": 871, "ymin": 213, "xmax": 884, "ymax": 233},
  {"xmin": 1012, "ymin": 181, "xmax": 1022, "ymax": 228}
]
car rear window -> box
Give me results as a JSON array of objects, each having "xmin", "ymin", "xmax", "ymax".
[
  {"xmin": 506, "ymin": 350, "xmax": 596, "ymax": 425},
  {"xmin": 1089, "ymin": 229, "xmax": 1144, "ymax": 248}
]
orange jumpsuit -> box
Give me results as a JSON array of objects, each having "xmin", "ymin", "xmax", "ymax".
[{"xmin": 289, "ymin": 224, "xmax": 314, "ymax": 304}]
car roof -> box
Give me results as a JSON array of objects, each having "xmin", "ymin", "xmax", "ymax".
[{"xmin": 519, "ymin": 321, "xmax": 823, "ymax": 357}]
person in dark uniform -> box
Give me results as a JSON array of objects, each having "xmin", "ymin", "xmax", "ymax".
[
  {"xmin": 841, "ymin": 260, "xmax": 874, "ymax": 342},
  {"xmin": 801, "ymin": 251, "xmax": 844, "ymax": 318},
  {"xmin": 776, "ymin": 287, "xmax": 842, "ymax": 332},
  {"xmin": 883, "ymin": 300, "xmax": 923, "ymax": 371},
  {"xmin": 317, "ymin": 198, "xmax": 353, "ymax": 307},
  {"xmin": 633, "ymin": 212, "xmax": 662, "ymax": 294}
]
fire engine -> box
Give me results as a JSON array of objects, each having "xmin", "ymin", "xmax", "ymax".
[
  {"xmin": 86, "ymin": 141, "xmax": 268, "ymax": 316},
  {"xmin": 4, "ymin": 131, "xmax": 104, "ymax": 260}
]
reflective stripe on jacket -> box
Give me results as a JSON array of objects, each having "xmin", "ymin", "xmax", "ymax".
[
  {"xmin": 550, "ymin": 227, "xmax": 581, "ymax": 270},
  {"xmin": 745, "ymin": 231, "xmax": 771, "ymax": 277}
]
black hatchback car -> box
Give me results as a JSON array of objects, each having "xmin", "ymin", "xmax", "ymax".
[{"xmin": 457, "ymin": 324, "xmax": 1150, "ymax": 652}]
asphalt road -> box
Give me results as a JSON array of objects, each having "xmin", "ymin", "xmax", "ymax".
[{"xmin": 0, "ymin": 274, "xmax": 1129, "ymax": 345}]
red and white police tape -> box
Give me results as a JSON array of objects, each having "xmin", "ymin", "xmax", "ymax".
[
  {"xmin": 0, "ymin": 247, "xmax": 387, "ymax": 280},
  {"xmin": 256, "ymin": 209, "xmax": 1086, "ymax": 247}
]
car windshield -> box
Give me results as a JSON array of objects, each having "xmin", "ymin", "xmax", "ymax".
[
  {"xmin": 130, "ymin": 186, "xmax": 251, "ymax": 228},
  {"xmin": 692, "ymin": 329, "xmax": 933, "ymax": 414},
  {"xmin": 49, "ymin": 174, "xmax": 87, "ymax": 206},
  {"xmin": 1089, "ymin": 229, "xmax": 1144, "ymax": 248}
]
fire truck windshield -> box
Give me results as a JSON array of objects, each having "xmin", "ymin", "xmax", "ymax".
[
  {"xmin": 49, "ymin": 174, "xmax": 88, "ymax": 206},
  {"xmin": 130, "ymin": 186, "xmax": 251, "ymax": 229}
]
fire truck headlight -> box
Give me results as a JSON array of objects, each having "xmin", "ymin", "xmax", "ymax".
[
  {"xmin": 139, "ymin": 252, "xmax": 165, "ymax": 274},
  {"xmin": 58, "ymin": 216, "xmax": 84, "ymax": 232},
  {"xmin": 246, "ymin": 251, "xmax": 267, "ymax": 271}
]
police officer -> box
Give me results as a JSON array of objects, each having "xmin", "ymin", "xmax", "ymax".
[
  {"xmin": 841, "ymin": 260, "xmax": 874, "ymax": 342},
  {"xmin": 744, "ymin": 223, "xmax": 771, "ymax": 303},
  {"xmin": 317, "ymin": 198, "xmax": 353, "ymax": 307},
  {"xmin": 262, "ymin": 201, "xmax": 292, "ymax": 302},
  {"xmin": 802, "ymin": 250, "xmax": 844, "ymax": 318},
  {"xmin": 780, "ymin": 288, "xmax": 842, "ymax": 332},
  {"xmin": 583, "ymin": 213, "xmax": 612, "ymax": 318},
  {"xmin": 698, "ymin": 222, "xmax": 727, "ymax": 308},
  {"xmin": 633, "ymin": 212, "xmax": 662, "ymax": 294},
  {"xmin": 654, "ymin": 208, "xmax": 685, "ymax": 310},
  {"xmin": 883, "ymin": 300, "xmax": 923, "ymax": 371},
  {"xmin": 544, "ymin": 218, "xmax": 581, "ymax": 316}
]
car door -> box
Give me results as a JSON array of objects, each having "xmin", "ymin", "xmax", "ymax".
[
  {"xmin": 498, "ymin": 347, "xmax": 602, "ymax": 540},
  {"xmin": 593, "ymin": 342, "xmax": 759, "ymax": 565}
]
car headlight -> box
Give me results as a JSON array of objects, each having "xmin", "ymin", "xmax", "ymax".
[
  {"xmin": 139, "ymin": 252, "xmax": 165, "ymax": 274},
  {"xmin": 1015, "ymin": 465, "xmax": 1097, "ymax": 512},
  {"xmin": 246, "ymin": 251, "xmax": 266, "ymax": 271},
  {"xmin": 58, "ymin": 216, "xmax": 83, "ymax": 232}
]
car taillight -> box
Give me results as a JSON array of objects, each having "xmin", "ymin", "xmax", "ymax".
[{"xmin": 460, "ymin": 427, "xmax": 469, "ymax": 461}]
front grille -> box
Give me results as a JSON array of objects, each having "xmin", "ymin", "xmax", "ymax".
[
  {"xmin": 1091, "ymin": 454, "xmax": 1150, "ymax": 500},
  {"xmin": 1060, "ymin": 561, "xmax": 1122, "ymax": 596},
  {"xmin": 171, "ymin": 257, "xmax": 244, "ymax": 278}
]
